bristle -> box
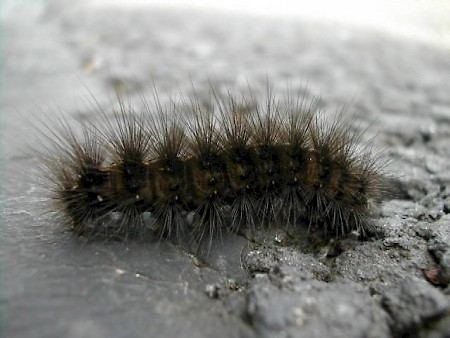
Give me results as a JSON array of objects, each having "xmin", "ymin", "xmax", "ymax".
[
  {"xmin": 38, "ymin": 83, "xmax": 389, "ymax": 248},
  {"xmin": 40, "ymin": 125, "xmax": 112, "ymax": 235}
]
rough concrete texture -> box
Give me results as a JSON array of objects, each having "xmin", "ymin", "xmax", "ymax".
[
  {"xmin": 382, "ymin": 277, "xmax": 449, "ymax": 336},
  {"xmin": 247, "ymin": 277, "xmax": 391, "ymax": 338},
  {"xmin": 2, "ymin": 1, "xmax": 450, "ymax": 337}
]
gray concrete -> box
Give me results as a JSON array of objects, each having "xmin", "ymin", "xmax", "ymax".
[{"xmin": 2, "ymin": 1, "xmax": 450, "ymax": 337}]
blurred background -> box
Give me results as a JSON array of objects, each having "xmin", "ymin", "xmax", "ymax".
[
  {"xmin": 3, "ymin": 0, "xmax": 450, "ymax": 100},
  {"xmin": 87, "ymin": 0, "xmax": 450, "ymax": 47}
]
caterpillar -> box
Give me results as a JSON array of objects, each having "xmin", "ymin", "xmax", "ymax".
[{"xmin": 37, "ymin": 84, "xmax": 387, "ymax": 248}]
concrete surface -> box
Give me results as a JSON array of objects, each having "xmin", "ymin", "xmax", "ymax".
[{"xmin": 2, "ymin": 1, "xmax": 450, "ymax": 337}]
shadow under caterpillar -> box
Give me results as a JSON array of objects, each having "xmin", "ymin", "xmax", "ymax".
[{"xmin": 37, "ymin": 84, "xmax": 388, "ymax": 248}]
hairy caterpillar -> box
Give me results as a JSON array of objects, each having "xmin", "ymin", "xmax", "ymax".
[{"xmin": 37, "ymin": 84, "xmax": 387, "ymax": 248}]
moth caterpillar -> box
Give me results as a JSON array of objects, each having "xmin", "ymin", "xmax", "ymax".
[{"xmin": 37, "ymin": 84, "xmax": 387, "ymax": 246}]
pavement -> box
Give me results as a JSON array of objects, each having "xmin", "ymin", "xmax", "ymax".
[{"xmin": 2, "ymin": 1, "xmax": 450, "ymax": 337}]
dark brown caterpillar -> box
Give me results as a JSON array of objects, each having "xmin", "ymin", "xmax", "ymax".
[{"xmin": 38, "ymin": 85, "xmax": 387, "ymax": 245}]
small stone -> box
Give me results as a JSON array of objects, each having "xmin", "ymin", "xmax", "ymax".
[
  {"xmin": 439, "ymin": 251, "xmax": 450, "ymax": 285},
  {"xmin": 205, "ymin": 284, "xmax": 220, "ymax": 299}
]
